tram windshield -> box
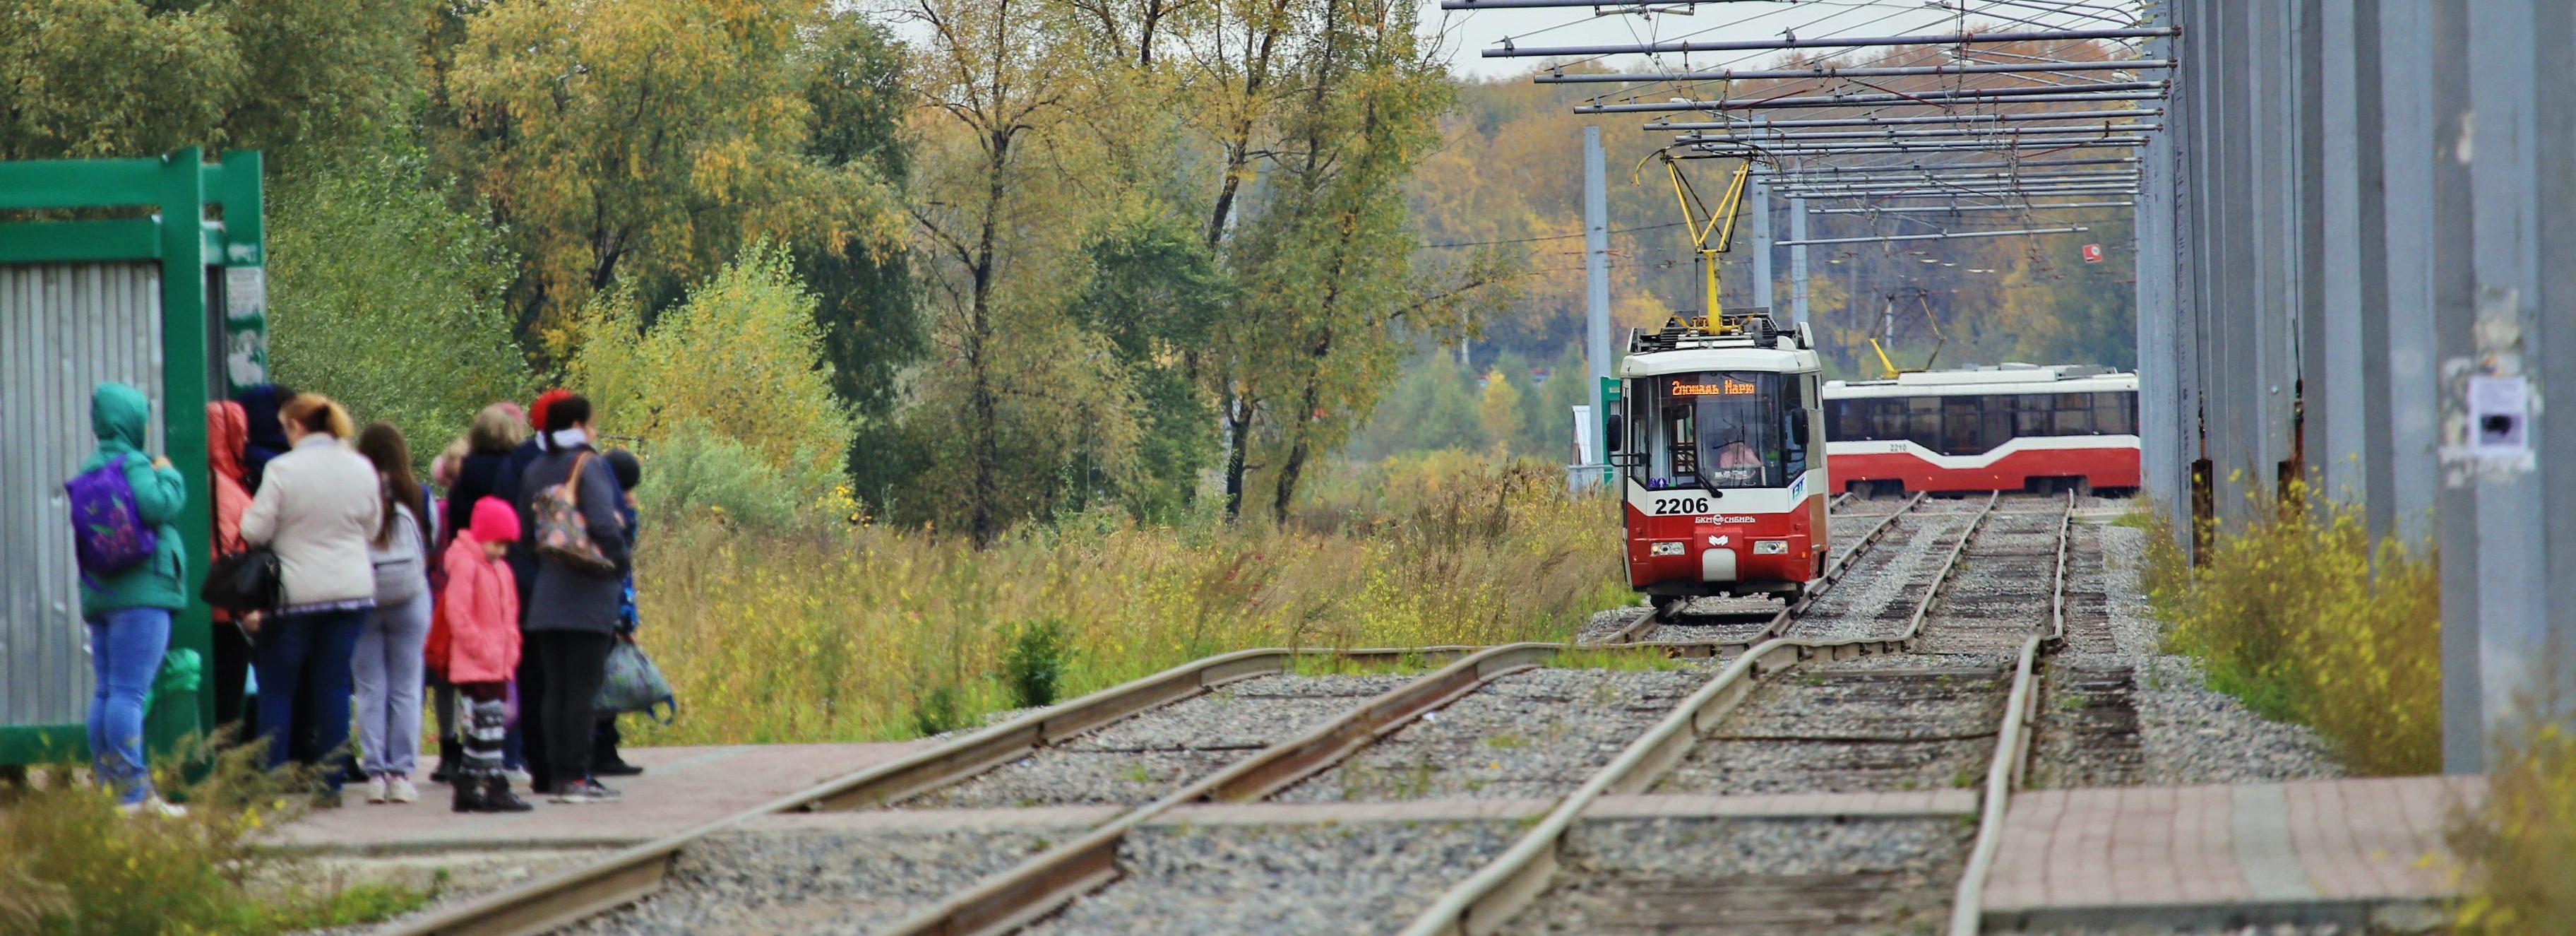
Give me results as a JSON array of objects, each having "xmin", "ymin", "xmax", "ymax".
[{"xmin": 1630, "ymin": 371, "xmax": 1804, "ymax": 490}]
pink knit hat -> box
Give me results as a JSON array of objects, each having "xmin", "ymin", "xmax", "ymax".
[{"xmin": 469, "ymin": 497, "xmax": 520, "ymax": 543}]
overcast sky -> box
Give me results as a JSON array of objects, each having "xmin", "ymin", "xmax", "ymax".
[{"xmin": 1420, "ymin": 0, "xmax": 2144, "ymax": 81}]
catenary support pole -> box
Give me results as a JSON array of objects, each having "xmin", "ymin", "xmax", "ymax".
[
  {"xmin": 1751, "ymin": 179, "xmax": 1773, "ymax": 313},
  {"xmin": 1789, "ymin": 196, "xmax": 1809, "ymax": 327},
  {"xmin": 1583, "ymin": 126, "xmax": 1613, "ymax": 485}
]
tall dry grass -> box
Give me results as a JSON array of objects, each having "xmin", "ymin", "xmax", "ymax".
[
  {"xmin": 627, "ymin": 461, "xmax": 1626, "ymax": 745},
  {"xmin": 2137, "ymin": 480, "xmax": 2441, "ymax": 775},
  {"xmin": 2449, "ymin": 697, "xmax": 2576, "ymax": 935}
]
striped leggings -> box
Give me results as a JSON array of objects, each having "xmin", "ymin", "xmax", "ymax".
[{"xmin": 458, "ymin": 682, "xmax": 510, "ymax": 779}]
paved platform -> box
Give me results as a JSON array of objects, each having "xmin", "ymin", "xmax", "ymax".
[
  {"xmin": 1981, "ymin": 776, "xmax": 2482, "ymax": 930},
  {"xmin": 268, "ymin": 740, "xmax": 927, "ymax": 853}
]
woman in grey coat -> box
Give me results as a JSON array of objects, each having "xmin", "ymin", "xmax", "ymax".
[
  {"xmin": 353, "ymin": 422, "xmax": 434, "ymax": 804},
  {"xmin": 513, "ymin": 394, "xmax": 632, "ymax": 802}
]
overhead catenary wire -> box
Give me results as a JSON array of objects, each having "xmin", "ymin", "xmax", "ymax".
[{"xmin": 1486, "ymin": 25, "xmax": 2177, "ymax": 59}]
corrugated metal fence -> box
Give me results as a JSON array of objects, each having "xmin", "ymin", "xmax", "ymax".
[{"xmin": 1, "ymin": 263, "xmax": 165, "ymax": 726}]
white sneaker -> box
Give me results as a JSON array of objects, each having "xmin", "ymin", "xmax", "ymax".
[
  {"xmin": 364, "ymin": 775, "xmax": 390, "ymax": 804},
  {"xmin": 386, "ymin": 776, "xmax": 419, "ymax": 804},
  {"xmin": 117, "ymin": 796, "xmax": 187, "ymax": 818}
]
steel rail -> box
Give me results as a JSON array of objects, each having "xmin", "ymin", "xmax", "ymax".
[
  {"xmin": 873, "ymin": 641, "xmax": 1630, "ymax": 936},
  {"xmin": 1602, "ymin": 491, "xmax": 1927, "ymax": 646},
  {"xmin": 1947, "ymin": 491, "xmax": 2075, "ymax": 936},
  {"xmin": 378, "ymin": 644, "xmax": 1476, "ymax": 936},
  {"xmin": 1398, "ymin": 492, "xmax": 2003, "ymax": 936}
]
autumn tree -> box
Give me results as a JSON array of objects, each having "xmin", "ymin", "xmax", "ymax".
[
  {"xmin": 0, "ymin": 0, "xmax": 421, "ymax": 169},
  {"xmin": 565, "ymin": 244, "xmax": 857, "ymax": 504},
  {"xmin": 894, "ymin": 0, "xmax": 1149, "ymax": 544},
  {"xmin": 268, "ymin": 136, "xmax": 532, "ymax": 457},
  {"xmin": 442, "ymin": 0, "xmax": 902, "ymax": 340}
]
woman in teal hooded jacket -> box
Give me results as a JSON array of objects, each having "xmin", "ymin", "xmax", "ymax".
[{"xmin": 77, "ymin": 381, "xmax": 189, "ymax": 816}]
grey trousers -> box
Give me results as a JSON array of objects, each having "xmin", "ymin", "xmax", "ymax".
[{"xmin": 352, "ymin": 588, "xmax": 431, "ymax": 776}]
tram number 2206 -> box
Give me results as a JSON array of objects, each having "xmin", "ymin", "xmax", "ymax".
[{"xmin": 1648, "ymin": 497, "xmax": 1713, "ymax": 516}]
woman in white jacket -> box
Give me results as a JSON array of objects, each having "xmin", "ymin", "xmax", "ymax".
[
  {"xmin": 239, "ymin": 395, "xmax": 381, "ymax": 802},
  {"xmin": 354, "ymin": 422, "xmax": 434, "ymax": 805}
]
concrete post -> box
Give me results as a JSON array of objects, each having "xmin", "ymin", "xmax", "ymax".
[
  {"xmin": 2425, "ymin": 0, "xmax": 2485, "ymax": 773},
  {"xmin": 1789, "ymin": 196, "xmax": 1810, "ymax": 328},
  {"xmin": 1583, "ymin": 126, "xmax": 1613, "ymax": 473},
  {"xmin": 1751, "ymin": 179, "xmax": 1774, "ymax": 314}
]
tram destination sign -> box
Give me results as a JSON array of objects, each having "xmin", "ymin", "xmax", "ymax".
[{"xmin": 1671, "ymin": 377, "xmax": 1758, "ymax": 396}]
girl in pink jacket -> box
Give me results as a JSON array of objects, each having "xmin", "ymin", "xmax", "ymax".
[{"xmin": 442, "ymin": 497, "xmax": 532, "ymax": 812}]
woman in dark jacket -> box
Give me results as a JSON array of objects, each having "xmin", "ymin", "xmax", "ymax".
[{"xmin": 515, "ymin": 394, "xmax": 631, "ymax": 802}]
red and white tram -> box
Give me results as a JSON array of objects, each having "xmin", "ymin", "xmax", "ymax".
[
  {"xmin": 1822, "ymin": 364, "xmax": 2140, "ymax": 497},
  {"xmin": 1609, "ymin": 313, "xmax": 1829, "ymax": 608}
]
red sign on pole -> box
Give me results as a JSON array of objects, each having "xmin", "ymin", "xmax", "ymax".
[{"xmin": 2080, "ymin": 243, "xmax": 2105, "ymax": 263}]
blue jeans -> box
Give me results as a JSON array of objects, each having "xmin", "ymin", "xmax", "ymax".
[
  {"xmin": 251, "ymin": 607, "xmax": 366, "ymax": 792},
  {"xmin": 87, "ymin": 608, "xmax": 172, "ymax": 805}
]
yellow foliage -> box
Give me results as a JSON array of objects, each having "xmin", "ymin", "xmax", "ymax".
[
  {"xmin": 1476, "ymin": 369, "xmax": 1525, "ymax": 456},
  {"xmin": 566, "ymin": 244, "xmax": 855, "ymax": 502},
  {"xmin": 2137, "ymin": 483, "xmax": 2441, "ymax": 775},
  {"xmin": 2450, "ymin": 712, "xmax": 2576, "ymax": 934}
]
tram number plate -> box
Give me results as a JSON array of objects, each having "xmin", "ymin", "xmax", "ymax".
[{"xmin": 1649, "ymin": 497, "xmax": 1714, "ymax": 516}]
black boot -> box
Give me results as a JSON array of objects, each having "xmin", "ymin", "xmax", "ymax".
[
  {"xmin": 478, "ymin": 775, "xmax": 533, "ymax": 812},
  {"xmin": 430, "ymin": 735, "xmax": 462, "ymax": 785},
  {"xmin": 451, "ymin": 773, "xmax": 486, "ymax": 813}
]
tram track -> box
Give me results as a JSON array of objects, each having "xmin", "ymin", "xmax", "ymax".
[
  {"xmin": 1400, "ymin": 491, "xmax": 2078, "ymax": 936},
  {"xmin": 388, "ymin": 493, "xmax": 2089, "ymax": 936},
  {"xmin": 1602, "ymin": 492, "xmax": 1927, "ymax": 647}
]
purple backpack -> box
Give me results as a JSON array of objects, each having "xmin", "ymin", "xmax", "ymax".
[{"xmin": 66, "ymin": 454, "xmax": 157, "ymax": 586}]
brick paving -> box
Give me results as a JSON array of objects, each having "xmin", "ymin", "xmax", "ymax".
[
  {"xmin": 269, "ymin": 740, "xmax": 928, "ymax": 853},
  {"xmin": 1982, "ymin": 776, "xmax": 2483, "ymax": 928}
]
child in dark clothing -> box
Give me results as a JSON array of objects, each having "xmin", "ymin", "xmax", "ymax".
[{"xmin": 592, "ymin": 448, "xmax": 645, "ymax": 777}]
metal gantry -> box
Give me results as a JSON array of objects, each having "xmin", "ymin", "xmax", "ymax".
[{"xmin": 1487, "ymin": 0, "xmax": 2569, "ymax": 771}]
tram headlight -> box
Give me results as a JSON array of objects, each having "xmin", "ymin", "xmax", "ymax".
[
  {"xmin": 1752, "ymin": 539, "xmax": 1789, "ymax": 555},
  {"xmin": 1650, "ymin": 541, "xmax": 1686, "ymax": 557}
]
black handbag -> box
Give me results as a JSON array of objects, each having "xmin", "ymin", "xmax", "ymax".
[{"xmin": 200, "ymin": 547, "xmax": 281, "ymax": 614}]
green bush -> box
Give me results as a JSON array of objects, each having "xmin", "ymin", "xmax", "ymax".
[
  {"xmin": 2138, "ymin": 481, "xmax": 2440, "ymax": 774},
  {"xmin": 0, "ymin": 741, "xmax": 431, "ymax": 935},
  {"xmin": 1003, "ymin": 617, "xmax": 1073, "ymax": 709},
  {"xmin": 636, "ymin": 422, "xmax": 805, "ymax": 532}
]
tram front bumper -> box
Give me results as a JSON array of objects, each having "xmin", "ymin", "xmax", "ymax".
[{"xmin": 1700, "ymin": 546, "xmax": 1739, "ymax": 583}]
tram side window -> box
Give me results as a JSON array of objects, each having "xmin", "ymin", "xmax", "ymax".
[
  {"xmin": 1783, "ymin": 378, "xmax": 1808, "ymax": 476},
  {"xmin": 2014, "ymin": 393, "xmax": 2053, "ymax": 437},
  {"xmin": 1907, "ymin": 396, "xmax": 1941, "ymax": 451},
  {"xmin": 1941, "ymin": 396, "xmax": 1983, "ymax": 456},
  {"xmin": 2094, "ymin": 391, "xmax": 2136, "ymax": 434},
  {"xmin": 2051, "ymin": 393, "xmax": 2092, "ymax": 434}
]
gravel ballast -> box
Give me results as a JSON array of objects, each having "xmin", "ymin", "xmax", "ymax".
[
  {"xmin": 2086, "ymin": 523, "xmax": 2344, "ymax": 785},
  {"xmin": 1505, "ymin": 815, "xmax": 1972, "ymax": 935},
  {"xmin": 1778, "ymin": 511, "xmax": 1964, "ymax": 643},
  {"xmin": 558, "ymin": 826, "xmax": 1059, "ymax": 936},
  {"xmin": 1653, "ymin": 658, "xmax": 2008, "ymax": 795},
  {"xmin": 1275, "ymin": 667, "xmax": 1707, "ymax": 802},
  {"xmin": 902, "ymin": 673, "xmax": 1419, "ymax": 809},
  {"xmin": 1017, "ymin": 821, "xmax": 1519, "ymax": 936}
]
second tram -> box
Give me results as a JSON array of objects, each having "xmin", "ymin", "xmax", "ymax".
[{"xmin": 1822, "ymin": 364, "xmax": 2140, "ymax": 496}]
